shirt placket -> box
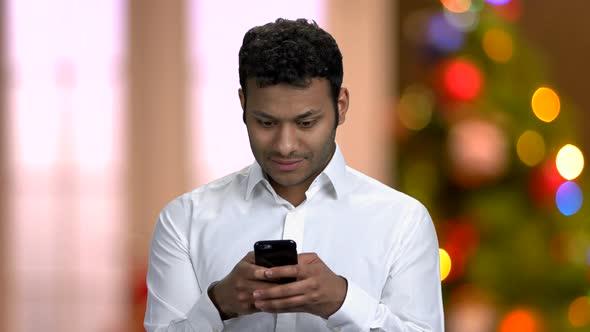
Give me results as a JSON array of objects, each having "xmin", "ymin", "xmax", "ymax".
[{"xmin": 275, "ymin": 204, "xmax": 306, "ymax": 331}]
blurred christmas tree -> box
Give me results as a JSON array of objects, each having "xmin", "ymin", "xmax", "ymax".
[{"xmin": 396, "ymin": 0, "xmax": 589, "ymax": 331}]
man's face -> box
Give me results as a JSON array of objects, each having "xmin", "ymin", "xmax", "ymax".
[{"xmin": 240, "ymin": 78, "xmax": 349, "ymax": 196}]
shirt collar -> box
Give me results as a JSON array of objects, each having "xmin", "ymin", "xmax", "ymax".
[
  {"xmin": 320, "ymin": 144, "xmax": 348, "ymax": 199},
  {"xmin": 244, "ymin": 143, "xmax": 349, "ymax": 201},
  {"xmin": 245, "ymin": 160, "xmax": 267, "ymax": 200}
]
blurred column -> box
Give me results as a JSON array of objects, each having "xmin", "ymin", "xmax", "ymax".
[
  {"xmin": 0, "ymin": 0, "xmax": 6, "ymax": 327},
  {"xmin": 327, "ymin": 0, "xmax": 396, "ymax": 185},
  {"xmin": 127, "ymin": 0, "xmax": 190, "ymax": 328}
]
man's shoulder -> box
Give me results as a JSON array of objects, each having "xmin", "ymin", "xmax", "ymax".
[
  {"xmin": 193, "ymin": 165, "xmax": 251, "ymax": 194},
  {"xmin": 162, "ymin": 165, "xmax": 251, "ymax": 212},
  {"xmin": 344, "ymin": 166, "xmax": 427, "ymax": 212}
]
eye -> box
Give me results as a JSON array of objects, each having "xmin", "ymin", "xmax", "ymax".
[
  {"xmin": 257, "ymin": 119, "xmax": 274, "ymax": 128},
  {"xmin": 298, "ymin": 120, "xmax": 316, "ymax": 128}
]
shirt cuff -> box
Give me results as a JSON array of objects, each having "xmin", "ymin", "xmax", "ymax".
[
  {"xmin": 326, "ymin": 279, "xmax": 378, "ymax": 330},
  {"xmin": 185, "ymin": 282, "xmax": 225, "ymax": 332}
]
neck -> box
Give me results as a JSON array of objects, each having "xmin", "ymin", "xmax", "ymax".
[{"xmin": 277, "ymin": 189, "xmax": 306, "ymax": 206}]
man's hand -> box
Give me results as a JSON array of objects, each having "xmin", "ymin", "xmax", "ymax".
[
  {"xmin": 208, "ymin": 251, "xmax": 276, "ymax": 320},
  {"xmin": 251, "ymin": 253, "xmax": 348, "ymax": 319}
]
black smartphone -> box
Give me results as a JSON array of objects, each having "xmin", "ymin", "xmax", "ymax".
[{"xmin": 254, "ymin": 240, "xmax": 298, "ymax": 284}]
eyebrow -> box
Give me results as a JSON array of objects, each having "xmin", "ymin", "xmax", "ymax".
[{"xmin": 251, "ymin": 110, "xmax": 321, "ymax": 120}]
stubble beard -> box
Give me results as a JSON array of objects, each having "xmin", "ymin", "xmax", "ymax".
[{"xmin": 263, "ymin": 129, "xmax": 337, "ymax": 189}]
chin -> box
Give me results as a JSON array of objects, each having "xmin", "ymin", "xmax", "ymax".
[{"xmin": 269, "ymin": 172, "xmax": 310, "ymax": 187}]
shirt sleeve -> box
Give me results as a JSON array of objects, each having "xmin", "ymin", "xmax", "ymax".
[
  {"xmin": 144, "ymin": 196, "xmax": 225, "ymax": 332},
  {"xmin": 326, "ymin": 206, "xmax": 445, "ymax": 331}
]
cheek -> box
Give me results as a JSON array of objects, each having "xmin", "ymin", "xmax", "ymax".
[{"xmin": 247, "ymin": 130, "xmax": 271, "ymax": 151}]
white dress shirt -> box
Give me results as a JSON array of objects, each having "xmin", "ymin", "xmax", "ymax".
[{"xmin": 144, "ymin": 146, "xmax": 444, "ymax": 331}]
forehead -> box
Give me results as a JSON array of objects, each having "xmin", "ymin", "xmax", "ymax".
[{"xmin": 245, "ymin": 78, "xmax": 332, "ymax": 110}]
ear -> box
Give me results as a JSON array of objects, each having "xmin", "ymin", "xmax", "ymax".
[
  {"xmin": 238, "ymin": 88, "xmax": 246, "ymax": 111},
  {"xmin": 336, "ymin": 87, "xmax": 350, "ymax": 126}
]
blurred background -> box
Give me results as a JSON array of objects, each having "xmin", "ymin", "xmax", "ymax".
[{"xmin": 0, "ymin": 0, "xmax": 587, "ymax": 331}]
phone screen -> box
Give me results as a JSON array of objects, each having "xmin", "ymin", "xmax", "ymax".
[{"xmin": 254, "ymin": 240, "xmax": 298, "ymax": 283}]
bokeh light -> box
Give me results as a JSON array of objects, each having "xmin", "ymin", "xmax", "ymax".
[
  {"xmin": 443, "ymin": 8, "xmax": 480, "ymax": 32},
  {"xmin": 447, "ymin": 284, "xmax": 497, "ymax": 332},
  {"xmin": 556, "ymin": 181, "xmax": 583, "ymax": 216},
  {"xmin": 516, "ymin": 130, "xmax": 545, "ymax": 166},
  {"xmin": 486, "ymin": 0, "xmax": 511, "ymax": 5},
  {"xmin": 440, "ymin": 249, "xmax": 452, "ymax": 280},
  {"xmin": 398, "ymin": 84, "xmax": 435, "ymax": 131},
  {"xmin": 489, "ymin": 0, "xmax": 522, "ymax": 22},
  {"xmin": 482, "ymin": 28, "xmax": 513, "ymax": 62},
  {"xmin": 531, "ymin": 87, "xmax": 560, "ymax": 122},
  {"xmin": 443, "ymin": 59, "xmax": 484, "ymax": 101},
  {"xmin": 528, "ymin": 160, "xmax": 564, "ymax": 208},
  {"xmin": 448, "ymin": 118, "xmax": 508, "ymax": 187},
  {"xmin": 443, "ymin": 221, "xmax": 479, "ymax": 281},
  {"xmin": 556, "ymin": 144, "xmax": 585, "ymax": 180},
  {"xmin": 498, "ymin": 308, "xmax": 539, "ymax": 332},
  {"xmin": 568, "ymin": 296, "xmax": 590, "ymax": 327},
  {"xmin": 428, "ymin": 14, "xmax": 465, "ymax": 52},
  {"xmin": 441, "ymin": 0, "xmax": 472, "ymax": 13}
]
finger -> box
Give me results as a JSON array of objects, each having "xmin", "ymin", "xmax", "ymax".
[
  {"xmin": 254, "ymin": 294, "xmax": 309, "ymax": 312},
  {"xmin": 237, "ymin": 256, "xmax": 269, "ymax": 280},
  {"xmin": 243, "ymin": 279, "xmax": 282, "ymax": 292},
  {"xmin": 244, "ymin": 251, "xmax": 256, "ymax": 263},
  {"xmin": 264, "ymin": 264, "xmax": 301, "ymax": 280},
  {"xmin": 253, "ymin": 279, "xmax": 313, "ymax": 300}
]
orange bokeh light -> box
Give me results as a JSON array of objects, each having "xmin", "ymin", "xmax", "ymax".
[
  {"xmin": 498, "ymin": 309, "xmax": 538, "ymax": 332},
  {"xmin": 441, "ymin": 0, "xmax": 472, "ymax": 13},
  {"xmin": 568, "ymin": 296, "xmax": 590, "ymax": 327},
  {"xmin": 483, "ymin": 29, "xmax": 513, "ymax": 63},
  {"xmin": 531, "ymin": 87, "xmax": 560, "ymax": 123}
]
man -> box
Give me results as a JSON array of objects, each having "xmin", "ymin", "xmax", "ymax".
[{"xmin": 144, "ymin": 18, "xmax": 444, "ymax": 331}]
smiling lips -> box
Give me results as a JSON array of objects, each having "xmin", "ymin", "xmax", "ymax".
[{"xmin": 272, "ymin": 159, "xmax": 304, "ymax": 171}]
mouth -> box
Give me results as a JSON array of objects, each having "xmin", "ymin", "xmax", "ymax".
[{"xmin": 271, "ymin": 158, "xmax": 304, "ymax": 172}]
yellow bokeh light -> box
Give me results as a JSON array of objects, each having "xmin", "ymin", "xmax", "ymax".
[
  {"xmin": 441, "ymin": 0, "xmax": 472, "ymax": 13},
  {"xmin": 568, "ymin": 296, "xmax": 590, "ymax": 327},
  {"xmin": 556, "ymin": 144, "xmax": 585, "ymax": 180},
  {"xmin": 398, "ymin": 85, "xmax": 434, "ymax": 131},
  {"xmin": 531, "ymin": 87, "xmax": 560, "ymax": 122},
  {"xmin": 439, "ymin": 249, "xmax": 452, "ymax": 281},
  {"xmin": 482, "ymin": 29, "xmax": 513, "ymax": 63},
  {"xmin": 516, "ymin": 130, "xmax": 545, "ymax": 167}
]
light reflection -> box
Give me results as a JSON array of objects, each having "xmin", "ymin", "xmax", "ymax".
[
  {"xmin": 482, "ymin": 28, "xmax": 513, "ymax": 63},
  {"xmin": 398, "ymin": 84, "xmax": 434, "ymax": 131},
  {"xmin": 516, "ymin": 130, "xmax": 545, "ymax": 167},
  {"xmin": 440, "ymin": 249, "xmax": 452, "ymax": 280},
  {"xmin": 441, "ymin": 0, "xmax": 472, "ymax": 13},
  {"xmin": 443, "ymin": 8, "xmax": 480, "ymax": 31},
  {"xmin": 556, "ymin": 144, "xmax": 584, "ymax": 180},
  {"xmin": 555, "ymin": 181, "xmax": 583, "ymax": 216},
  {"xmin": 531, "ymin": 87, "xmax": 560, "ymax": 123},
  {"xmin": 568, "ymin": 296, "xmax": 590, "ymax": 327}
]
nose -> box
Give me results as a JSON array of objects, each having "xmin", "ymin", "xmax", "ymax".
[{"xmin": 274, "ymin": 124, "xmax": 298, "ymax": 157}]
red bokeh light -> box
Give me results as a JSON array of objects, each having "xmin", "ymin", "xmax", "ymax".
[
  {"xmin": 442, "ymin": 220, "xmax": 480, "ymax": 282},
  {"xmin": 490, "ymin": 0, "xmax": 523, "ymax": 22},
  {"xmin": 441, "ymin": 59, "xmax": 484, "ymax": 102},
  {"xmin": 528, "ymin": 159, "xmax": 564, "ymax": 209}
]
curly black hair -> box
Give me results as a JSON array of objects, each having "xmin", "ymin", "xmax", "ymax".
[{"xmin": 238, "ymin": 18, "xmax": 344, "ymax": 125}]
